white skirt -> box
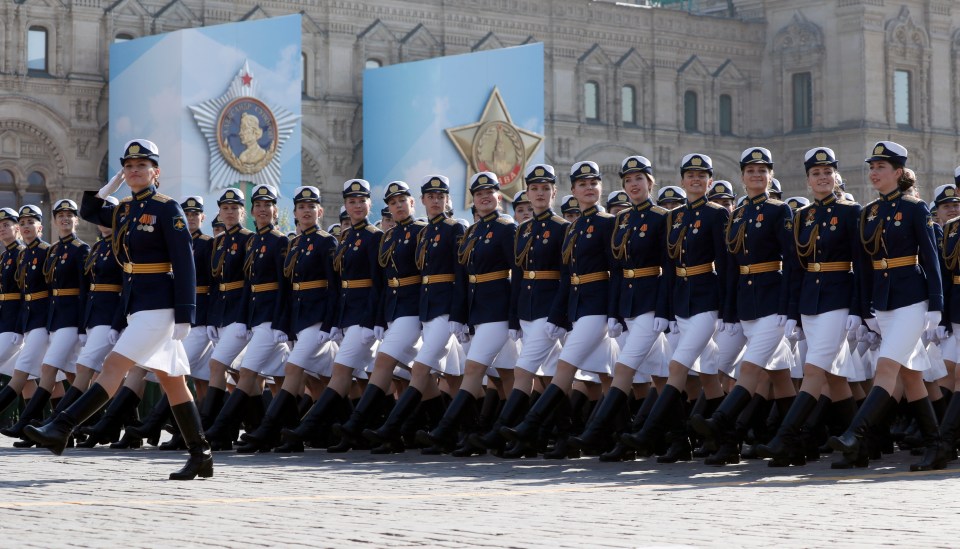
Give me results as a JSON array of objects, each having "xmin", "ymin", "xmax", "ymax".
[
  {"xmin": 210, "ymin": 322, "xmax": 251, "ymax": 366},
  {"xmin": 182, "ymin": 327, "xmax": 213, "ymax": 381},
  {"xmin": 378, "ymin": 316, "xmax": 422, "ymax": 366},
  {"xmin": 558, "ymin": 315, "xmax": 609, "ymax": 371},
  {"xmin": 441, "ymin": 339, "xmax": 465, "ymax": 376},
  {"xmin": 465, "ymin": 321, "xmax": 509, "ymax": 367},
  {"xmin": 740, "ymin": 314, "xmax": 787, "ymax": 370},
  {"xmin": 112, "ymin": 309, "xmax": 190, "ymax": 377},
  {"xmin": 635, "ymin": 332, "xmax": 670, "ymax": 378},
  {"xmin": 239, "ymin": 322, "xmax": 289, "ymax": 378},
  {"xmin": 0, "ymin": 332, "xmax": 23, "ymax": 377},
  {"xmin": 945, "ymin": 325, "xmax": 960, "ymax": 363},
  {"xmin": 14, "ymin": 327, "xmax": 49, "ymax": 378},
  {"xmin": 516, "ymin": 318, "xmax": 562, "ymax": 375},
  {"xmin": 876, "ymin": 301, "xmax": 927, "ymax": 369},
  {"xmin": 617, "ymin": 313, "xmax": 663, "ymax": 372},
  {"xmin": 75, "ymin": 325, "xmax": 114, "ymax": 373},
  {"xmin": 41, "ymin": 327, "xmax": 80, "ymax": 373},
  {"xmin": 801, "ymin": 310, "xmax": 851, "ymax": 374},
  {"xmin": 922, "ymin": 342, "xmax": 949, "ymax": 383},
  {"xmin": 334, "ymin": 325, "xmax": 377, "ymax": 371},
  {"xmin": 672, "ymin": 311, "xmax": 719, "ymax": 369},
  {"xmin": 287, "ymin": 323, "xmax": 337, "ymax": 377},
  {"xmin": 575, "ymin": 333, "xmax": 617, "ymax": 377},
  {"xmin": 415, "ymin": 316, "xmax": 455, "ymax": 371}
]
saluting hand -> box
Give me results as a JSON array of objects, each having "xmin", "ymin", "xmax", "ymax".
[{"xmin": 97, "ymin": 170, "xmax": 125, "ymax": 199}]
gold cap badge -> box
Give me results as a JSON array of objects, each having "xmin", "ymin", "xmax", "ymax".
[
  {"xmin": 947, "ymin": 188, "xmax": 956, "ymax": 197},
  {"xmin": 874, "ymin": 144, "xmax": 885, "ymax": 155},
  {"xmin": 351, "ymin": 183, "xmax": 361, "ymax": 191},
  {"xmin": 535, "ymin": 168, "xmax": 545, "ymax": 177},
  {"xmin": 303, "ymin": 189, "xmax": 312, "ymax": 197},
  {"xmin": 691, "ymin": 157, "xmax": 702, "ymax": 166},
  {"xmin": 627, "ymin": 160, "xmax": 638, "ymax": 168},
  {"xmin": 665, "ymin": 190, "xmax": 675, "ymax": 197},
  {"xmin": 129, "ymin": 144, "xmax": 140, "ymax": 154},
  {"xmin": 752, "ymin": 150, "xmax": 762, "ymax": 159},
  {"xmin": 816, "ymin": 152, "xmax": 827, "ymax": 161},
  {"xmin": 580, "ymin": 165, "xmax": 590, "ymax": 174}
]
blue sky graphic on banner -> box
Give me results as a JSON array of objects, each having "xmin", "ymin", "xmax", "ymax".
[
  {"xmin": 109, "ymin": 15, "xmax": 301, "ymax": 231},
  {"xmin": 363, "ymin": 43, "xmax": 544, "ymax": 220}
]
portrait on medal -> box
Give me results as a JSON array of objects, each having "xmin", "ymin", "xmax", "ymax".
[{"xmin": 217, "ymin": 98, "xmax": 279, "ymax": 174}]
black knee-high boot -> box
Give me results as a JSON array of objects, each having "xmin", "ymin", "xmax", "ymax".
[
  {"xmin": 23, "ymin": 384, "xmax": 110, "ymax": 455},
  {"xmin": 123, "ymin": 393, "xmax": 170, "ymax": 446},
  {"xmin": 204, "ymin": 389, "xmax": 249, "ymax": 450},
  {"xmin": 829, "ymin": 397, "xmax": 868, "ymax": 469},
  {"xmin": 500, "ymin": 384, "xmax": 567, "ymax": 444},
  {"xmin": 603, "ymin": 388, "xmax": 657, "ymax": 461},
  {"xmin": 416, "ymin": 389, "xmax": 477, "ymax": 453},
  {"xmin": 281, "ymin": 388, "xmax": 344, "ymax": 443},
  {"xmin": 910, "ymin": 398, "xmax": 950, "ymax": 472},
  {"xmin": 199, "ymin": 386, "xmax": 227, "ymax": 430},
  {"xmin": 364, "ymin": 387, "xmax": 423, "ymax": 453},
  {"xmin": 620, "ymin": 385, "xmax": 682, "ymax": 457},
  {"xmin": 85, "ymin": 388, "xmax": 145, "ymax": 448},
  {"xmin": 2, "ymin": 388, "xmax": 51, "ymax": 438},
  {"xmin": 469, "ymin": 389, "xmax": 530, "ymax": 452},
  {"xmin": 40, "ymin": 386, "xmax": 83, "ymax": 426},
  {"xmin": 331, "ymin": 385, "xmax": 387, "ymax": 451},
  {"xmin": 757, "ymin": 392, "xmax": 817, "ymax": 466},
  {"xmin": 168, "ymin": 401, "xmax": 214, "ymax": 481},
  {"xmin": 938, "ymin": 393, "xmax": 960, "ymax": 458},
  {"xmin": 828, "ymin": 387, "xmax": 891, "ymax": 461},
  {"xmin": 570, "ymin": 388, "xmax": 629, "ymax": 452},
  {"xmin": 236, "ymin": 389, "xmax": 299, "ymax": 452}
]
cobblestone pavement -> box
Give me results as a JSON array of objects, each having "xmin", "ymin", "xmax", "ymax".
[{"xmin": 0, "ymin": 436, "xmax": 958, "ymax": 548}]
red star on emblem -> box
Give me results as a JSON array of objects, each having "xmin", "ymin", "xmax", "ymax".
[{"xmin": 241, "ymin": 73, "xmax": 253, "ymax": 86}]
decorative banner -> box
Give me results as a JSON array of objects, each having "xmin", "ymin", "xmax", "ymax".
[
  {"xmin": 109, "ymin": 15, "xmax": 301, "ymax": 232},
  {"xmin": 363, "ymin": 43, "xmax": 544, "ymax": 220}
]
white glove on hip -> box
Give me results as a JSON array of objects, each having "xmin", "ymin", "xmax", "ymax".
[
  {"xmin": 652, "ymin": 317, "xmax": 669, "ymax": 333},
  {"xmin": 206, "ymin": 326, "xmax": 219, "ymax": 343},
  {"xmin": 172, "ymin": 323, "xmax": 190, "ymax": 341},
  {"xmin": 606, "ymin": 318, "xmax": 623, "ymax": 338},
  {"xmin": 273, "ymin": 329, "xmax": 289, "ymax": 343}
]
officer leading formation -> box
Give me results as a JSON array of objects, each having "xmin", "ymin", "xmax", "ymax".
[{"xmin": 5, "ymin": 138, "xmax": 960, "ymax": 479}]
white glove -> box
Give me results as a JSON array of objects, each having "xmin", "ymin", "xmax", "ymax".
[
  {"xmin": 775, "ymin": 315, "xmax": 787, "ymax": 327},
  {"xmin": 206, "ymin": 326, "xmax": 219, "ymax": 343},
  {"xmin": 937, "ymin": 325, "xmax": 948, "ymax": 342},
  {"xmin": 449, "ymin": 321, "xmax": 467, "ymax": 336},
  {"xmin": 373, "ymin": 326, "xmax": 385, "ymax": 341},
  {"xmin": 97, "ymin": 170, "xmax": 125, "ymax": 199},
  {"xmin": 455, "ymin": 331, "xmax": 471, "ymax": 344},
  {"xmin": 316, "ymin": 329, "xmax": 332, "ymax": 346},
  {"xmin": 864, "ymin": 317, "xmax": 880, "ymax": 334},
  {"xmin": 235, "ymin": 326, "xmax": 249, "ymax": 339},
  {"xmin": 855, "ymin": 325, "xmax": 869, "ymax": 342},
  {"xmin": 107, "ymin": 329, "xmax": 120, "ymax": 345},
  {"xmin": 844, "ymin": 315, "xmax": 862, "ymax": 332},
  {"xmin": 714, "ymin": 319, "xmax": 724, "ymax": 332},
  {"xmin": 607, "ymin": 318, "xmax": 623, "ymax": 338},
  {"xmin": 78, "ymin": 334, "xmax": 88, "ymax": 345},
  {"xmin": 867, "ymin": 331, "xmax": 881, "ymax": 350},
  {"xmin": 784, "ymin": 319, "xmax": 799, "ymax": 340},
  {"xmin": 361, "ymin": 327, "xmax": 376, "ymax": 344},
  {"xmin": 330, "ymin": 327, "xmax": 344, "ymax": 344},
  {"xmin": 273, "ymin": 329, "xmax": 288, "ymax": 343},
  {"xmin": 9, "ymin": 333, "xmax": 23, "ymax": 346},
  {"xmin": 172, "ymin": 323, "xmax": 190, "ymax": 341},
  {"xmin": 924, "ymin": 311, "xmax": 942, "ymax": 341},
  {"xmin": 668, "ymin": 321, "xmax": 679, "ymax": 334},
  {"xmin": 544, "ymin": 322, "xmax": 565, "ymax": 340},
  {"xmin": 723, "ymin": 322, "xmax": 740, "ymax": 335},
  {"xmin": 508, "ymin": 329, "xmax": 522, "ymax": 341},
  {"xmin": 652, "ymin": 317, "xmax": 669, "ymax": 333}
]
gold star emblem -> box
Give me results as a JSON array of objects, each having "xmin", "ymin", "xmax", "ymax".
[{"xmin": 446, "ymin": 87, "xmax": 543, "ymax": 208}]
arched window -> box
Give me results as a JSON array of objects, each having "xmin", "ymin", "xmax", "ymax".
[
  {"xmin": 584, "ymin": 81, "xmax": 599, "ymax": 121},
  {"xmin": 365, "ymin": 58, "xmax": 382, "ymax": 69},
  {"xmin": 115, "ymin": 33, "xmax": 134, "ymax": 43},
  {"xmin": 621, "ymin": 85, "xmax": 636, "ymax": 124},
  {"xmin": 24, "ymin": 172, "xmax": 47, "ymax": 211},
  {"xmin": 719, "ymin": 94, "xmax": 733, "ymax": 135},
  {"xmin": 0, "ymin": 170, "xmax": 15, "ymax": 208},
  {"xmin": 684, "ymin": 90, "xmax": 698, "ymax": 132},
  {"xmin": 28, "ymin": 27, "xmax": 48, "ymax": 73}
]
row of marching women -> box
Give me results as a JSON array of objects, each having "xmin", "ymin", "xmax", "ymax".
[{"xmin": 7, "ymin": 137, "xmax": 960, "ymax": 480}]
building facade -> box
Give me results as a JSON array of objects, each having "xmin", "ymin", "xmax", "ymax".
[{"xmin": 1, "ymin": 0, "xmax": 958, "ymax": 238}]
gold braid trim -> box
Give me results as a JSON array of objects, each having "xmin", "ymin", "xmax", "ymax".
[
  {"xmin": 859, "ymin": 207, "xmax": 884, "ymax": 257},
  {"xmin": 560, "ymin": 222, "xmax": 578, "ymax": 265},
  {"xmin": 514, "ymin": 223, "xmax": 535, "ymax": 267},
  {"xmin": 665, "ymin": 212, "xmax": 686, "ymax": 261},
  {"xmin": 333, "ymin": 228, "xmax": 350, "ymax": 273},
  {"xmin": 457, "ymin": 225, "xmax": 479, "ymax": 266},
  {"xmin": 793, "ymin": 211, "xmax": 818, "ymax": 267},
  {"xmin": 242, "ymin": 235, "xmax": 257, "ymax": 277},
  {"xmin": 283, "ymin": 236, "xmax": 301, "ymax": 280},
  {"xmin": 42, "ymin": 242, "xmax": 59, "ymax": 284},
  {"xmin": 111, "ymin": 205, "xmax": 129, "ymax": 267},
  {"xmin": 415, "ymin": 227, "xmax": 428, "ymax": 271},
  {"xmin": 611, "ymin": 212, "xmax": 631, "ymax": 261},
  {"xmin": 725, "ymin": 210, "xmax": 746, "ymax": 255},
  {"xmin": 211, "ymin": 234, "xmax": 226, "ymax": 279},
  {"xmin": 378, "ymin": 229, "xmax": 397, "ymax": 268},
  {"xmin": 14, "ymin": 247, "xmax": 27, "ymax": 290},
  {"xmin": 83, "ymin": 240, "xmax": 101, "ymax": 275},
  {"xmin": 943, "ymin": 220, "xmax": 960, "ymax": 271}
]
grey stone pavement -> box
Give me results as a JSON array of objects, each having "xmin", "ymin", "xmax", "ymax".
[{"xmin": 1, "ymin": 436, "xmax": 959, "ymax": 548}]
